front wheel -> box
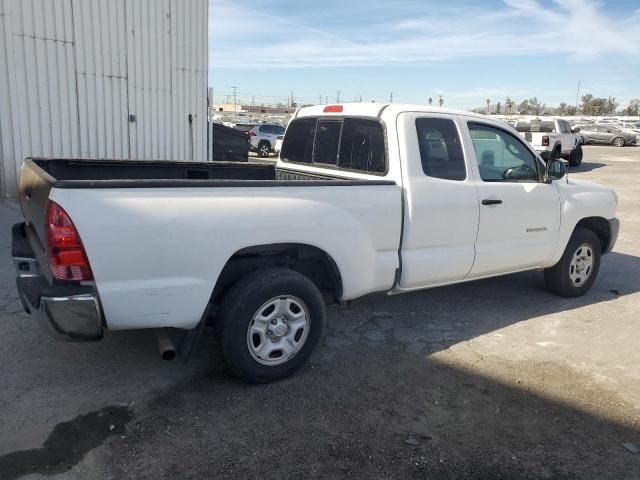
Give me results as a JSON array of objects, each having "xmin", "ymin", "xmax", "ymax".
[
  {"xmin": 257, "ymin": 141, "xmax": 271, "ymax": 157},
  {"xmin": 568, "ymin": 144, "xmax": 583, "ymax": 167},
  {"xmin": 544, "ymin": 228, "xmax": 601, "ymax": 298},
  {"xmin": 612, "ymin": 137, "xmax": 625, "ymax": 147},
  {"xmin": 218, "ymin": 268, "xmax": 326, "ymax": 383}
]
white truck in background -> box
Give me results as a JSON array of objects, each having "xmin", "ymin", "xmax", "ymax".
[
  {"xmin": 13, "ymin": 104, "xmax": 618, "ymax": 383},
  {"xmin": 516, "ymin": 118, "xmax": 584, "ymax": 167}
]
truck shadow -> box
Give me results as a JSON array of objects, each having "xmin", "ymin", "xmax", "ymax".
[
  {"xmin": 322, "ymin": 251, "xmax": 639, "ymax": 356},
  {"xmin": 101, "ymin": 344, "xmax": 640, "ymax": 479},
  {"xmin": 569, "ymin": 162, "xmax": 606, "ymax": 172}
]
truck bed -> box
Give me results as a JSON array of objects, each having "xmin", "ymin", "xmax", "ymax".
[{"xmin": 28, "ymin": 158, "xmax": 393, "ymax": 188}]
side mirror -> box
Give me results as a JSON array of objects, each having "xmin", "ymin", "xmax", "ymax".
[
  {"xmin": 571, "ymin": 127, "xmax": 580, "ymax": 133},
  {"xmin": 547, "ymin": 159, "xmax": 567, "ymax": 181}
]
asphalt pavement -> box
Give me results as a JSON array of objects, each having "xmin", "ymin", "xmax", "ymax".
[{"xmin": 1, "ymin": 145, "xmax": 639, "ymax": 479}]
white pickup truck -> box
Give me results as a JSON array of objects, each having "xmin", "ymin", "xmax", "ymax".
[
  {"xmin": 13, "ymin": 104, "xmax": 619, "ymax": 383},
  {"xmin": 515, "ymin": 118, "xmax": 583, "ymax": 167}
]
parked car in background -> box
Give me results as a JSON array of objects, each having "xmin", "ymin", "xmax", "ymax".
[
  {"xmin": 233, "ymin": 123, "xmax": 257, "ymax": 134},
  {"xmin": 246, "ymin": 124, "xmax": 286, "ymax": 157},
  {"xmin": 617, "ymin": 122, "xmax": 640, "ymax": 143},
  {"xmin": 575, "ymin": 124, "xmax": 637, "ymax": 147},
  {"xmin": 12, "ymin": 103, "xmax": 619, "ymax": 383},
  {"xmin": 515, "ymin": 118, "xmax": 583, "ymax": 166}
]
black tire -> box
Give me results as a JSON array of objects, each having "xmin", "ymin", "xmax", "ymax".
[
  {"xmin": 568, "ymin": 144, "xmax": 583, "ymax": 167},
  {"xmin": 544, "ymin": 228, "xmax": 601, "ymax": 298},
  {"xmin": 612, "ymin": 137, "xmax": 625, "ymax": 147},
  {"xmin": 218, "ymin": 268, "xmax": 326, "ymax": 383},
  {"xmin": 257, "ymin": 141, "xmax": 271, "ymax": 157}
]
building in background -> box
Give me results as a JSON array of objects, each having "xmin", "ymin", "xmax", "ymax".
[{"xmin": 0, "ymin": 0, "xmax": 208, "ymax": 198}]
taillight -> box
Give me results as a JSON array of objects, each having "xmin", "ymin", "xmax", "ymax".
[
  {"xmin": 323, "ymin": 105, "xmax": 343, "ymax": 113},
  {"xmin": 541, "ymin": 136, "xmax": 549, "ymax": 146},
  {"xmin": 45, "ymin": 200, "xmax": 93, "ymax": 281},
  {"xmin": 247, "ymin": 131, "xmax": 256, "ymax": 137}
]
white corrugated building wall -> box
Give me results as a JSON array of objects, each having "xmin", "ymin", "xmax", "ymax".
[{"xmin": 0, "ymin": 0, "xmax": 208, "ymax": 198}]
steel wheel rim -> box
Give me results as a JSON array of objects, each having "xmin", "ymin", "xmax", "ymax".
[
  {"xmin": 569, "ymin": 244, "xmax": 594, "ymax": 287},
  {"xmin": 247, "ymin": 296, "xmax": 310, "ymax": 366},
  {"xmin": 613, "ymin": 138, "xmax": 624, "ymax": 147}
]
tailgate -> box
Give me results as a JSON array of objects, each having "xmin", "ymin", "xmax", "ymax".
[{"xmin": 16, "ymin": 159, "xmax": 56, "ymax": 280}]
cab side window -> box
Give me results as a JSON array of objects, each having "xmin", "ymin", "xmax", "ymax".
[
  {"xmin": 469, "ymin": 122, "xmax": 539, "ymax": 182},
  {"xmin": 415, "ymin": 118, "xmax": 466, "ymax": 181}
]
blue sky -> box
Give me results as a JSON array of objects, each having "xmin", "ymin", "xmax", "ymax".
[{"xmin": 209, "ymin": 0, "xmax": 640, "ymax": 110}]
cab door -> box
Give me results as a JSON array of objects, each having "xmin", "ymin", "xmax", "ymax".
[
  {"xmin": 396, "ymin": 113, "xmax": 480, "ymax": 289},
  {"xmin": 462, "ymin": 120, "xmax": 561, "ymax": 277}
]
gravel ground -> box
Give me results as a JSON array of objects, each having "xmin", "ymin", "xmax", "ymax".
[{"xmin": 1, "ymin": 145, "xmax": 639, "ymax": 479}]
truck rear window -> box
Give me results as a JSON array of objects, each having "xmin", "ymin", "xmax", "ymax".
[
  {"xmin": 515, "ymin": 120, "xmax": 555, "ymax": 133},
  {"xmin": 281, "ymin": 117, "xmax": 386, "ymax": 174}
]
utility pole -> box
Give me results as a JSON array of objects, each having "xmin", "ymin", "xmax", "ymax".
[
  {"xmin": 252, "ymin": 96, "xmax": 255, "ymax": 108},
  {"xmin": 336, "ymin": 91, "xmax": 341, "ymax": 104},
  {"xmin": 359, "ymin": 95, "xmax": 362, "ymax": 103},
  {"xmin": 389, "ymin": 92, "xmax": 393, "ymax": 103},
  {"xmin": 290, "ymin": 91, "xmax": 294, "ymax": 108},
  {"xmin": 325, "ymin": 95, "xmax": 328, "ymax": 105},
  {"xmin": 319, "ymin": 94, "xmax": 323, "ymax": 105},
  {"xmin": 575, "ymin": 80, "xmax": 581, "ymax": 112},
  {"xmin": 231, "ymin": 86, "xmax": 237, "ymax": 112}
]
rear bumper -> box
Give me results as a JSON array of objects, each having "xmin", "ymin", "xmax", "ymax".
[
  {"xmin": 605, "ymin": 218, "xmax": 620, "ymax": 254},
  {"xmin": 13, "ymin": 222, "xmax": 103, "ymax": 342}
]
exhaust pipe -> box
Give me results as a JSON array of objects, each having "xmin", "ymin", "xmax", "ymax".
[{"xmin": 155, "ymin": 328, "xmax": 176, "ymax": 361}]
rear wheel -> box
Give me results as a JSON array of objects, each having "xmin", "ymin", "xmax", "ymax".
[
  {"xmin": 544, "ymin": 228, "xmax": 601, "ymax": 298},
  {"xmin": 257, "ymin": 141, "xmax": 271, "ymax": 157},
  {"xmin": 218, "ymin": 268, "xmax": 326, "ymax": 383},
  {"xmin": 612, "ymin": 137, "xmax": 625, "ymax": 147},
  {"xmin": 568, "ymin": 144, "xmax": 583, "ymax": 167}
]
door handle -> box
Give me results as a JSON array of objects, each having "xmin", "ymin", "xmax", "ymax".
[{"xmin": 482, "ymin": 199, "xmax": 502, "ymax": 206}]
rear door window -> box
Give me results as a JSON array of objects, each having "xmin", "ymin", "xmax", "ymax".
[{"xmin": 415, "ymin": 118, "xmax": 466, "ymax": 181}]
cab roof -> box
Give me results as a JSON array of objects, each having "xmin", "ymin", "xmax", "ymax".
[{"xmin": 295, "ymin": 103, "xmax": 491, "ymax": 121}]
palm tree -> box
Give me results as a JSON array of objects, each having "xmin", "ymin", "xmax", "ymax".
[
  {"xmin": 428, "ymin": 97, "xmax": 433, "ymax": 106},
  {"xmin": 438, "ymin": 95, "xmax": 443, "ymax": 107},
  {"xmin": 486, "ymin": 98, "xmax": 491, "ymax": 114}
]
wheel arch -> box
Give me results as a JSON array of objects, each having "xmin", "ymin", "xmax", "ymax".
[
  {"xmin": 574, "ymin": 217, "xmax": 611, "ymax": 253},
  {"xmin": 211, "ymin": 243, "xmax": 344, "ymax": 306}
]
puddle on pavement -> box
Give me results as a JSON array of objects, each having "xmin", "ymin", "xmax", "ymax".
[{"xmin": 0, "ymin": 405, "xmax": 132, "ymax": 479}]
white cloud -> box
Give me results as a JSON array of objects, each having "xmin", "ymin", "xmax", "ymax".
[{"xmin": 209, "ymin": 0, "xmax": 640, "ymax": 68}]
